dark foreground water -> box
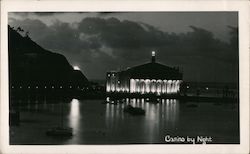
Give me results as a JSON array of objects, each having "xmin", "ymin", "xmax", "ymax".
[{"xmin": 10, "ymin": 98, "xmax": 239, "ymax": 144}]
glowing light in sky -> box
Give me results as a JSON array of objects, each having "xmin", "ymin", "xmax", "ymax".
[{"xmin": 73, "ymin": 66, "xmax": 80, "ymax": 70}]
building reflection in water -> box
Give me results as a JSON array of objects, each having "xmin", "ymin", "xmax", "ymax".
[
  {"xmin": 68, "ymin": 98, "xmax": 80, "ymax": 134},
  {"xmin": 105, "ymin": 98, "xmax": 179, "ymax": 141},
  {"xmin": 105, "ymin": 102, "xmax": 125, "ymax": 130}
]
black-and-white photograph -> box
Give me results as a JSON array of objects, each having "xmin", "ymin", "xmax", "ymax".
[{"xmin": 7, "ymin": 11, "xmax": 241, "ymax": 145}]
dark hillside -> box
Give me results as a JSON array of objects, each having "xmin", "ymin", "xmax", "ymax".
[{"xmin": 8, "ymin": 25, "xmax": 89, "ymax": 92}]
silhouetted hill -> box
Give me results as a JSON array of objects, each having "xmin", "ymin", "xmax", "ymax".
[
  {"xmin": 8, "ymin": 25, "xmax": 89, "ymax": 89},
  {"xmin": 8, "ymin": 26, "xmax": 50, "ymax": 55}
]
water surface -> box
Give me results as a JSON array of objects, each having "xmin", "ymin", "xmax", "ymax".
[{"xmin": 10, "ymin": 98, "xmax": 239, "ymax": 144}]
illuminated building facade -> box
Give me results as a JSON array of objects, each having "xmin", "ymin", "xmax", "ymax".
[{"xmin": 106, "ymin": 51, "xmax": 183, "ymax": 95}]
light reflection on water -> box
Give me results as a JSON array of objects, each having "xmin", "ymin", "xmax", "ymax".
[
  {"xmin": 105, "ymin": 98, "xmax": 179, "ymax": 142},
  {"xmin": 11, "ymin": 98, "xmax": 239, "ymax": 144},
  {"xmin": 68, "ymin": 99, "xmax": 80, "ymax": 134}
]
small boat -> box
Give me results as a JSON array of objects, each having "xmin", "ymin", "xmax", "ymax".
[
  {"xmin": 46, "ymin": 126, "xmax": 73, "ymax": 137},
  {"xmin": 123, "ymin": 105, "xmax": 145, "ymax": 115},
  {"xmin": 103, "ymin": 100, "xmax": 118, "ymax": 105}
]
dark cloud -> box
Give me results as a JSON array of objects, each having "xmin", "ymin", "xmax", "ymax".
[
  {"xmin": 9, "ymin": 12, "xmax": 56, "ymax": 17},
  {"xmin": 33, "ymin": 12, "xmax": 56, "ymax": 16},
  {"xmin": 97, "ymin": 12, "xmax": 120, "ymax": 16},
  {"xmin": 9, "ymin": 16, "xmax": 238, "ymax": 82},
  {"xmin": 78, "ymin": 17, "xmax": 168, "ymax": 49}
]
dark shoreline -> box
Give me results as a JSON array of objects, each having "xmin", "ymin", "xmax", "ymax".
[
  {"xmin": 10, "ymin": 92, "xmax": 238, "ymax": 104},
  {"xmin": 106, "ymin": 93, "xmax": 237, "ymax": 103}
]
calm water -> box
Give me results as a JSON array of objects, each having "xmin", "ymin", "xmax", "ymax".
[{"xmin": 10, "ymin": 98, "xmax": 239, "ymax": 144}]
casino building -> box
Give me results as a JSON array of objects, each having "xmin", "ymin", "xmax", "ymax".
[{"xmin": 106, "ymin": 51, "xmax": 183, "ymax": 95}]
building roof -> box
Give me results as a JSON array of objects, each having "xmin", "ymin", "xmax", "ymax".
[
  {"xmin": 108, "ymin": 51, "xmax": 183, "ymax": 80},
  {"xmin": 123, "ymin": 62, "xmax": 182, "ymax": 80}
]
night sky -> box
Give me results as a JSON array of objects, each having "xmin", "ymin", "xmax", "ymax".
[{"xmin": 8, "ymin": 12, "xmax": 238, "ymax": 83}]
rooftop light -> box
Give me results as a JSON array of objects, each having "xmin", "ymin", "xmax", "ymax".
[{"xmin": 152, "ymin": 51, "xmax": 155, "ymax": 56}]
